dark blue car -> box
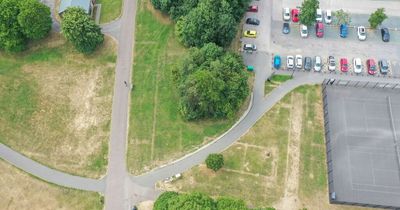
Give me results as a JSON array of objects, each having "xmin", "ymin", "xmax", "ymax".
[
  {"xmin": 274, "ymin": 55, "xmax": 281, "ymax": 69},
  {"xmin": 340, "ymin": 24, "xmax": 348, "ymax": 38}
]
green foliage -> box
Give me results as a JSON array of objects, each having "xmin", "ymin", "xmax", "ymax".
[
  {"xmin": 154, "ymin": 191, "xmax": 180, "ymax": 210},
  {"xmin": 61, "ymin": 7, "xmax": 104, "ymax": 54},
  {"xmin": 216, "ymin": 197, "xmax": 247, "ymax": 210},
  {"xmin": 176, "ymin": 43, "xmax": 249, "ymax": 120},
  {"xmin": 299, "ymin": 0, "xmax": 319, "ymax": 26},
  {"xmin": 18, "ymin": 0, "xmax": 52, "ymax": 40},
  {"xmin": 0, "ymin": 0, "xmax": 51, "ymax": 52},
  {"xmin": 205, "ymin": 153, "xmax": 224, "ymax": 172},
  {"xmin": 333, "ymin": 9, "xmax": 351, "ymax": 25},
  {"xmin": 368, "ymin": 8, "xmax": 387, "ymax": 29}
]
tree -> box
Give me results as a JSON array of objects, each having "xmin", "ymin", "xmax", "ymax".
[
  {"xmin": 61, "ymin": 7, "xmax": 104, "ymax": 54},
  {"xmin": 169, "ymin": 192, "xmax": 215, "ymax": 210},
  {"xmin": 153, "ymin": 191, "xmax": 180, "ymax": 210},
  {"xmin": 368, "ymin": 8, "xmax": 387, "ymax": 29},
  {"xmin": 333, "ymin": 9, "xmax": 351, "ymax": 25},
  {"xmin": 299, "ymin": 0, "xmax": 319, "ymax": 26},
  {"xmin": 18, "ymin": 0, "xmax": 52, "ymax": 40},
  {"xmin": 176, "ymin": 43, "xmax": 249, "ymax": 120},
  {"xmin": 216, "ymin": 197, "xmax": 248, "ymax": 210},
  {"xmin": 0, "ymin": 0, "xmax": 27, "ymax": 52},
  {"xmin": 205, "ymin": 153, "xmax": 224, "ymax": 171}
]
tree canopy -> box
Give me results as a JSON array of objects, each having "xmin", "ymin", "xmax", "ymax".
[
  {"xmin": 368, "ymin": 8, "xmax": 387, "ymax": 29},
  {"xmin": 333, "ymin": 9, "xmax": 351, "ymax": 25},
  {"xmin": 0, "ymin": 0, "xmax": 51, "ymax": 52},
  {"xmin": 299, "ymin": 0, "xmax": 319, "ymax": 26},
  {"xmin": 175, "ymin": 43, "xmax": 249, "ymax": 120},
  {"xmin": 61, "ymin": 7, "xmax": 104, "ymax": 54},
  {"xmin": 205, "ymin": 153, "xmax": 224, "ymax": 172}
]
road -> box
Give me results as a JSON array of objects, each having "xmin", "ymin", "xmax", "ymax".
[{"xmin": 1, "ymin": 0, "xmax": 400, "ymax": 209}]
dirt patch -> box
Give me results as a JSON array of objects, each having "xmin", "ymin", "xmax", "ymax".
[
  {"xmin": 274, "ymin": 93, "xmax": 304, "ymax": 210},
  {"xmin": 138, "ymin": 200, "xmax": 154, "ymax": 210}
]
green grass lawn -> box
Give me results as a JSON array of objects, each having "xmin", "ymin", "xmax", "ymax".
[
  {"xmin": 165, "ymin": 85, "xmax": 334, "ymax": 209},
  {"xmin": 97, "ymin": 0, "xmax": 122, "ymax": 24},
  {"xmin": 0, "ymin": 159, "xmax": 103, "ymax": 210},
  {"xmin": 265, "ymin": 74, "xmax": 292, "ymax": 96},
  {"xmin": 127, "ymin": 0, "xmax": 250, "ymax": 175},
  {"xmin": 0, "ymin": 33, "xmax": 116, "ymax": 178}
]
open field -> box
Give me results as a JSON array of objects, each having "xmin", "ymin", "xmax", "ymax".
[
  {"xmin": 97, "ymin": 0, "xmax": 122, "ymax": 24},
  {"xmin": 161, "ymin": 85, "xmax": 375, "ymax": 209},
  {"xmin": 0, "ymin": 33, "xmax": 116, "ymax": 178},
  {"xmin": 127, "ymin": 0, "xmax": 250, "ymax": 175},
  {"xmin": 0, "ymin": 159, "xmax": 103, "ymax": 210}
]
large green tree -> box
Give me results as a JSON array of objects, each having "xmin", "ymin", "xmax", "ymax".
[
  {"xmin": 333, "ymin": 9, "xmax": 351, "ymax": 25},
  {"xmin": 61, "ymin": 7, "xmax": 104, "ymax": 54},
  {"xmin": 299, "ymin": 0, "xmax": 319, "ymax": 26},
  {"xmin": 169, "ymin": 192, "xmax": 215, "ymax": 210},
  {"xmin": 0, "ymin": 0, "xmax": 26, "ymax": 52},
  {"xmin": 18, "ymin": 0, "xmax": 52, "ymax": 40},
  {"xmin": 205, "ymin": 153, "xmax": 224, "ymax": 171},
  {"xmin": 216, "ymin": 197, "xmax": 247, "ymax": 210},
  {"xmin": 368, "ymin": 8, "xmax": 387, "ymax": 29},
  {"xmin": 154, "ymin": 191, "xmax": 180, "ymax": 210},
  {"xmin": 176, "ymin": 43, "xmax": 249, "ymax": 120}
]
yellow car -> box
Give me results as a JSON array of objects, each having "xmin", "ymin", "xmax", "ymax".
[{"xmin": 243, "ymin": 30, "xmax": 257, "ymax": 38}]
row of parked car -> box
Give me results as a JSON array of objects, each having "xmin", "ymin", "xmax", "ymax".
[
  {"xmin": 282, "ymin": 8, "xmax": 332, "ymax": 24},
  {"xmin": 273, "ymin": 55, "xmax": 390, "ymax": 75}
]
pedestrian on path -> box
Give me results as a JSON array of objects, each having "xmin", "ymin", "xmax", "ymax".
[{"xmin": 124, "ymin": 81, "xmax": 127, "ymax": 87}]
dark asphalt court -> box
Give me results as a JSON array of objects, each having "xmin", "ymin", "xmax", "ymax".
[{"xmin": 324, "ymin": 83, "xmax": 400, "ymax": 208}]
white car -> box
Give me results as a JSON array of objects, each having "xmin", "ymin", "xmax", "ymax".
[
  {"xmin": 287, "ymin": 55, "xmax": 294, "ymax": 69},
  {"xmin": 283, "ymin": 8, "xmax": 291, "ymax": 21},
  {"xmin": 316, "ymin": 9, "xmax": 323, "ymax": 22},
  {"xmin": 357, "ymin": 26, "xmax": 367, "ymax": 41},
  {"xmin": 328, "ymin": 56, "xmax": 336, "ymax": 71},
  {"xmin": 353, "ymin": 58, "xmax": 363, "ymax": 73},
  {"xmin": 314, "ymin": 56, "xmax": 322, "ymax": 71},
  {"xmin": 295, "ymin": 55, "xmax": 303, "ymax": 69},
  {"xmin": 300, "ymin": 25, "xmax": 308, "ymax": 38},
  {"xmin": 324, "ymin": 10, "xmax": 332, "ymax": 24}
]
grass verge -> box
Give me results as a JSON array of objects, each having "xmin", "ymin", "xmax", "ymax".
[
  {"xmin": 97, "ymin": 0, "xmax": 122, "ymax": 24},
  {"xmin": 127, "ymin": 0, "xmax": 250, "ymax": 175},
  {"xmin": 265, "ymin": 74, "xmax": 292, "ymax": 96},
  {"xmin": 0, "ymin": 33, "xmax": 116, "ymax": 178},
  {"xmin": 0, "ymin": 159, "xmax": 103, "ymax": 210}
]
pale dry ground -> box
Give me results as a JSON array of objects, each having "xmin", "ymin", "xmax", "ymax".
[
  {"xmin": 0, "ymin": 159, "xmax": 103, "ymax": 210},
  {"xmin": 0, "ymin": 33, "xmax": 116, "ymax": 178}
]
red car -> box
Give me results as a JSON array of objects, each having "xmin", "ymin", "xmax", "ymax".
[
  {"xmin": 316, "ymin": 22, "xmax": 324, "ymax": 38},
  {"xmin": 291, "ymin": 9, "xmax": 299, "ymax": 22},
  {"xmin": 367, "ymin": 59, "xmax": 377, "ymax": 75},
  {"xmin": 340, "ymin": 58, "xmax": 349, "ymax": 72},
  {"xmin": 248, "ymin": 5, "xmax": 258, "ymax": 12}
]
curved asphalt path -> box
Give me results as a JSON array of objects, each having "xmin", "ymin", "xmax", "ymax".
[{"xmin": 2, "ymin": 0, "xmax": 400, "ymax": 209}]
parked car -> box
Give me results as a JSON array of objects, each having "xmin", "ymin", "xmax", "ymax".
[
  {"xmin": 328, "ymin": 56, "xmax": 335, "ymax": 71},
  {"xmin": 324, "ymin": 10, "xmax": 332, "ymax": 24},
  {"xmin": 295, "ymin": 55, "xmax": 303, "ymax": 69},
  {"xmin": 366, "ymin": 59, "xmax": 377, "ymax": 75},
  {"xmin": 353, "ymin": 58, "xmax": 362, "ymax": 74},
  {"xmin": 283, "ymin": 8, "xmax": 291, "ymax": 21},
  {"xmin": 304, "ymin": 57, "xmax": 312, "ymax": 71},
  {"xmin": 316, "ymin": 9, "xmax": 323, "ymax": 22},
  {"xmin": 248, "ymin": 5, "xmax": 258, "ymax": 12},
  {"xmin": 316, "ymin": 22, "xmax": 324, "ymax": 38},
  {"xmin": 287, "ymin": 55, "xmax": 294, "ymax": 69},
  {"xmin": 381, "ymin": 28, "xmax": 390, "ymax": 42},
  {"xmin": 243, "ymin": 30, "xmax": 257, "ymax": 38},
  {"xmin": 314, "ymin": 56, "xmax": 322, "ymax": 72},
  {"xmin": 340, "ymin": 58, "xmax": 348, "ymax": 72},
  {"xmin": 282, "ymin": 23, "xmax": 290, "ymax": 34},
  {"xmin": 340, "ymin": 24, "xmax": 348, "ymax": 38},
  {"xmin": 274, "ymin": 55, "xmax": 282, "ymax": 69},
  {"xmin": 357, "ymin": 26, "xmax": 367, "ymax": 40},
  {"xmin": 300, "ymin": 24, "xmax": 308, "ymax": 38},
  {"xmin": 243, "ymin": 44, "xmax": 256, "ymax": 51},
  {"xmin": 291, "ymin": 9, "xmax": 299, "ymax": 22},
  {"xmin": 379, "ymin": 59, "xmax": 389, "ymax": 74},
  {"xmin": 246, "ymin": 17, "xmax": 260, "ymax": 25}
]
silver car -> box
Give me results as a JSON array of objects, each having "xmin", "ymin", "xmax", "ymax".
[
  {"xmin": 357, "ymin": 26, "xmax": 367, "ymax": 41},
  {"xmin": 287, "ymin": 55, "xmax": 294, "ymax": 69},
  {"xmin": 314, "ymin": 56, "xmax": 322, "ymax": 72}
]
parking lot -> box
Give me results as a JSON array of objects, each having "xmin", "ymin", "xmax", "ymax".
[{"xmin": 323, "ymin": 82, "xmax": 400, "ymax": 209}]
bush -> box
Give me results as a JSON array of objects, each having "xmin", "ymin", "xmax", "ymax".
[
  {"xmin": 205, "ymin": 153, "xmax": 224, "ymax": 172},
  {"xmin": 368, "ymin": 8, "xmax": 387, "ymax": 29},
  {"xmin": 61, "ymin": 7, "xmax": 104, "ymax": 54},
  {"xmin": 175, "ymin": 43, "xmax": 249, "ymax": 120}
]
